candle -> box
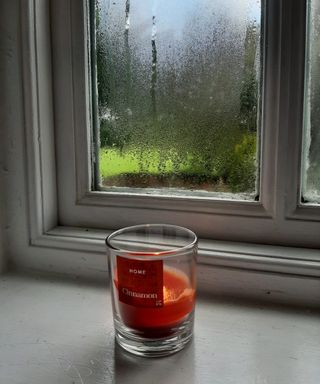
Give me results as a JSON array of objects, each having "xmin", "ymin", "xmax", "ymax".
[
  {"xmin": 114, "ymin": 266, "xmax": 195, "ymax": 338},
  {"xmin": 107, "ymin": 224, "xmax": 197, "ymax": 356}
]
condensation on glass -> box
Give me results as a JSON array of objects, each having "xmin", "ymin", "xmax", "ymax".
[
  {"xmin": 93, "ymin": 0, "xmax": 262, "ymax": 198},
  {"xmin": 302, "ymin": 0, "xmax": 320, "ymax": 204}
]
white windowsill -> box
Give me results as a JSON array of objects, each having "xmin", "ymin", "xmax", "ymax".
[
  {"xmin": 7, "ymin": 225, "xmax": 317, "ymax": 308},
  {"xmin": 0, "ymin": 271, "xmax": 319, "ymax": 384},
  {"xmin": 32, "ymin": 226, "xmax": 320, "ymax": 277}
]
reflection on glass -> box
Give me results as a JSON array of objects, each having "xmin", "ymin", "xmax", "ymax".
[
  {"xmin": 303, "ymin": 0, "xmax": 320, "ymax": 204},
  {"xmin": 94, "ymin": 0, "xmax": 261, "ymax": 197}
]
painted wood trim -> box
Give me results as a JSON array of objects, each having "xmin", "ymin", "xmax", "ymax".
[{"xmin": 29, "ymin": 226, "xmax": 320, "ymax": 278}]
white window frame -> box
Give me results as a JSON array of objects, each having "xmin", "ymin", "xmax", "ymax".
[{"xmin": 19, "ymin": 0, "xmax": 320, "ymax": 281}]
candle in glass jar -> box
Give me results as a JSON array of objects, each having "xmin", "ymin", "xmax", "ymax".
[
  {"xmin": 107, "ymin": 224, "xmax": 197, "ymax": 356},
  {"xmin": 114, "ymin": 266, "xmax": 195, "ymax": 337}
]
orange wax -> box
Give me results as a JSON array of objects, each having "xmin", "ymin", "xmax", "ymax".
[{"xmin": 115, "ymin": 267, "xmax": 195, "ymax": 337}]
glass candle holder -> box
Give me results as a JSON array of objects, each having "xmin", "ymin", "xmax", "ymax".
[{"xmin": 106, "ymin": 224, "xmax": 197, "ymax": 357}]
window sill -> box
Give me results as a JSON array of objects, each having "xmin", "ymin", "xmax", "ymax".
[
  {"xmin": 32, "ymin": 225, "xmax": 320, "ymax": 277},
  {"xmin": 0, "ymin": 272, "xmax": 319, "ymax": 384},
  {"xmin": 10, "ymin": 225, "xmax": 319, "ymax": 308}
]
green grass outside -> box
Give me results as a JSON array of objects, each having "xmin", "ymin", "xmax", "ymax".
[
  {"xmin": 99, "ymin": 132, "xmax": 257, "ymax": 193},
  {"xmin": 99, "ymin": 148, "xmax": 190, "ymax": 178}
]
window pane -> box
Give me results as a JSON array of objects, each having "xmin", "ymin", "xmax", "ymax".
[
  {"xmin": 302, "ymin": 0, "xmax": 320, "ymax": 204},
  {"xmin": 94, "ymin": 0, "xmax": 262, "ymax": 198}
]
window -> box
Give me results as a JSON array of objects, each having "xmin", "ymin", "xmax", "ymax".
[
  {"xmin": 19, "ymin": 0, "xmax": 320, "ymax": 274},
  {"xmin": 93, "ymin": 0, "xmax": 262, "ymax": 199}
]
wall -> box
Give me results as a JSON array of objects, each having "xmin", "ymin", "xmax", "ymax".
[
  {"xmin": 0, "ymin": 0, "xmax": 27, "ymax": 273},
  {"xmin": 0, "ymin": 220, "xmax": 5, "ymax": 273}
]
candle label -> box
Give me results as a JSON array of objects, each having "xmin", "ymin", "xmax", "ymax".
[{"xmin": 117, "ymin": 256, "xmax": 164, "ymax": 308}]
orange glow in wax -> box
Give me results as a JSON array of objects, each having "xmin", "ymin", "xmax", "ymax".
[{"xmin": 114, "ymin": 267, "xmax": 195, "ymax": 336}]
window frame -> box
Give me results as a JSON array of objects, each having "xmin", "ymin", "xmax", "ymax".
[
  {"xmin": 19, "ymin": 0, "xmax": 320, "ymax": 280},
  {"xmin": 52, "ymin": 0, "xmax": 320, "ymax": 246}
]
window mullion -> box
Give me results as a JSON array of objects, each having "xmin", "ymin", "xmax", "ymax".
[{"xmin": 272, "ymin": 0, "xmax": 307, "ymax": 221}]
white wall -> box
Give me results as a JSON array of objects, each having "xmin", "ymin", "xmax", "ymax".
[
  {"xmin": 0, "ymin": 0, "xmax": 27, "ymax": 273},
  {"xmin": 0, "ymin": 221, "xmax": 5, "ymax": 273}
]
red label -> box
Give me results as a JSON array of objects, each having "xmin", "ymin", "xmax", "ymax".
[{"xmin": 117, "ymin": 256, "xmax": 163, "ymax": 308}]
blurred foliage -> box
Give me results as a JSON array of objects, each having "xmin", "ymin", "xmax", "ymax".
[{"xmin": 226, "ymin": 133, "xmax": 257, "ymax": 192}]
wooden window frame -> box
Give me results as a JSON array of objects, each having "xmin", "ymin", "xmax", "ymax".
[{"xmin": 17, "ymin": 0, "xmax": 320, "ymax": 280}]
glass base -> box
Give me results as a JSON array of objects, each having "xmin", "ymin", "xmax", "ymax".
[{"xmin": 114, "ymin": 312, "xmax": 194, "ymax": 357}]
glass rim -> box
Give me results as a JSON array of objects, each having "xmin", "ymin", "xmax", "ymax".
[{"xmin": 106, "ymin": 224, "xmax": 197, "ymax": 259}]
